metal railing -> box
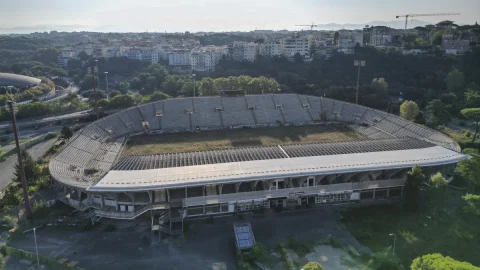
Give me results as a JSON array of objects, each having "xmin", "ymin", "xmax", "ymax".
[
  {"xmin": 184, "ymin": 178, "xmax": 406, "ymax": 207},
  {"xmin": 94, "ymin": 202, "xmax": 169, "ymax": 219}
]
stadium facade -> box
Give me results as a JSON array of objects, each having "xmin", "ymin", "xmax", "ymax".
[{"xmin": 49, "ymin": 94, "xmax": 466, "ymax": 234}]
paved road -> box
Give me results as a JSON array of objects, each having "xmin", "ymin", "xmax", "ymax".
[{"xmin": 0, "ymin": 137, "xmax": 57, "ymax": 191}]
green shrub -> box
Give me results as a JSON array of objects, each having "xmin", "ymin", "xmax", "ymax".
[
  {"xmin": 465, "ymin": 130, "xmax": 472, "ymax": 138},
  {"xmin": 302, "ymin": 261, "xmax": 324, "ymax": 270},
  {"xmin": 33, "ymin": 199, "xmax": 45, "ymax": 212},
  {"xmin": 104, "ymin": 224, "xmax": 116, "ymax": 232},
  {"xmin": 246, "ymin": 242, "xmax": 267, "ymax": 262}
]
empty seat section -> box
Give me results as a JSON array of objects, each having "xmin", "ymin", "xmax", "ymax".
[
  {"xmin": 321, "ymin": 98, "xmax": 335, "ymax": 119},
  {"xmin": 246, "ymin": 95, "xmax": 283, "ymax": 124},
  {"xmin": 162, "ymin": 98, "xmax": 191, "ymax": 130},
  {"xmin": 341, "ymin": 103, "xmax": 367, "ymax": 122},
  {"xmin": 374, "ymin": 119, "xmax": 402, "ymax": 135},
  {"xmin": 222, "ymin": 97, "xmax": 255, "ymax": 126},
  {"xmin": 139, "ymin": 103, "xmax": 158, "ymax": 130},
  {"xmin": 307, "ymin": 96, "xmax": 322, "ymax": 119},
  {"xmin": 273, "ymin": 94, "xmax": 310, "ymax": 123},
  {"xmin": 191, "ymin": 97, "xmax": 221, "ymax": 128}
]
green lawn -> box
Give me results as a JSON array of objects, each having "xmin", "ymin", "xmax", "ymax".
[{"xmin": 340, "ymin": 200, "xmax": 480, "ymax": 268}]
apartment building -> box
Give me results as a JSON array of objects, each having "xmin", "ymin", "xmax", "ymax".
[
  {"xmin": 243, "ymin": 43, "xmax": 259, "ymax": 61},
  {"xmin": 168, "ymin": 51, "xmax": 191, "ymax": 66},
  {"xmin": 191, "ymin": 46, "xmax": 225, "ymax": 72},
  {"xmin": 443, "ymin": 40, "xmax": 470, "ymax": 55},
  {"xmin": 261, "ymin": 41, "xmax": 282, "ymax": 57},
  {"xmin": 282, "ymin": 36, "xmax": 310, "ymax": 57}
]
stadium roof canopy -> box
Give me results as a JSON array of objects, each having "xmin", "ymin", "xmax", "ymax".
[
  {"xmin": 88, "ymin": 140, "xmax": 466, "ymax": 192},
  {"xmin": 0, "ymin": 72, "xmax": 41, "ymax": 88}
]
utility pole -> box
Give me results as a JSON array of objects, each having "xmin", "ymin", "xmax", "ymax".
[
  {"xmin": 192, "ymin": 74, "xmax": 196, "ymax": 98},
  {"xmin": 91, "ymin": 67, "xmax": 99, "ymax": 120},
  {"xmin": 5, "ymin": 100, "xmax": 32, "ymax": 219},
  {"xmin": 354, "ymin": 60, "xmax": 366, "ymax": 104},
  {"xmin": 104, "ymin": 71, "xmax": 109, "ymax": 100}
]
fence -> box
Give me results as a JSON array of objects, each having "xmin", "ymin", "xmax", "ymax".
[{"xmin": 0, "ymin": 245, "xmax": 84, "ymax": 270}]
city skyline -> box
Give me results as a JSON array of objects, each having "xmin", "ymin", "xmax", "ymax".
[{"xmin": 1, "ymin": 0, "xmax": 478, "ymax": 33}]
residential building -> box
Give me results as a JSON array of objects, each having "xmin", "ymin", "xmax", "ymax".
[
  {"xmin": 282, "ymin": 36, "xmax": 310, "ymax": 57},
  {"xmin": 191, "ymin": 46, "xmax": 225, "ymax": 72},
  {"xmin": 261, "ymin": 41, "xmax": 282, "ymax": 57},
  {"xmin": 443, "ymin": 40, "xmax": 470, "ymax": 55},
  {"xmin": 243, "ymin": 43, "xmax": 259, "ymax": 61},
  {"xmin": 168, "ymin": 51, "xmax": 191, "ymax": 66}
]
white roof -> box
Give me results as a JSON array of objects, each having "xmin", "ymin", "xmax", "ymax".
[{"xmin": 87, "ymin": 146, "xmax": 466, "ymax": 192}]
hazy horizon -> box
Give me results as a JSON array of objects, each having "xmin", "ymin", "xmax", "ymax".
[{"xmin": 1, "ymin": 0, "xmax": 478, "ymax": 33}]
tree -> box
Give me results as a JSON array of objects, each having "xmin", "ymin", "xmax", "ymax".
[
  {"xmin": 462, "ymin": 193, "xmax": 480, "ymax": 216},
  {"xmin": 198, "ymin": 77, "xmax": 216, "ymax": 96},
  {"xmin": 247, "ymin": 242, "xmax": 267, "ymax": 263},
  {"xmin": 426, "ymin": 99, "xmax": 450, "ymax": 126},
  {"xmin": 460, "ymin": 108, "xmax": 480, "ymax": 143},
  {"xmin": 411, "ymin": 253, "xmax": 478, "ymax": 270},
  {"xmin": 108, "ymin": 94, "xmax": 135, "ymax": 109},
  {"xmin": 446, "ymin": 69, "xmax": 465, "ymax": 93},
  {"xmin": 149, "ymin": 91, "xmax": 170, "ymax": 102},
  {"xmin": 400, "ymin": 100, "xmax": 420, "ymax": 121},
  {"xmin": 12, "ymin": 150, "xmax": 40, "ymax": 186},
  {"xmin": 302, "ymin": 262, "xmax": 324, "ymax": 270},
  {"xmin": 430, "ymin": 30, "xmax": 444, "ymax": 46},
  {"xmin": 109, "ymin": 90, "xmax": 121, "ymax": 98},
  {"xmin": 368, "ymin": 251, "xmax": 404, "ymax": 270},
  {"xmin": 404, "ymin": 165, "xmax": 425, "ymax": 210},
  {"xmin": 428, "ymin": 172, "xmax": 448, "ymax": 218},
  {"xmin": 456, "ymin": 149, "xmax": 480, "ymax": 192},
  {"xmin": 60, "ymin": 125, "xmax": 73, "ymax": 139}
]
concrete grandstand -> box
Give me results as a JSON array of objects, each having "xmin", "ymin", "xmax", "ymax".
[
  {"xmin": 49, "ymin": 94, "xmax": 466, "ymax": 235},
  {"xmin": 0, "ymin": 72, "xmax": 41, "ymax": 88}
]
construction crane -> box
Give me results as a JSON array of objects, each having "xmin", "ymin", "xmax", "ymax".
[
  {"xmin": 396, "ymin": 13, "xmax": 460, "ymax": 29},
  {"xmin": 295, "ymin": 22, "xmax": 317, "ymax": 31}
]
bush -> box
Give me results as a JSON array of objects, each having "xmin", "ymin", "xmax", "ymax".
[
  {"xmin": 104, "ymin": 224, "xmax": 116, "ymax": 232},
  {"xmin": 465, "ymin": 130, "xmax": 472, "ymax": 138},
  {"xmin": 302, "ymin": 261, "xmax": 324, "ymax": 270},
  {"xmin": 246, "ymin": 242, "xmax": 267, "ymax": 262},
  {"xmin": 33, "ymin": 199, "xmax": 45, "ymax": 212}
]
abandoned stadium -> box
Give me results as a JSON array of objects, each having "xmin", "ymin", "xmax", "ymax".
[{"xmin": 49, "ymin": 94, "xmax": 467, "ymax": 235}]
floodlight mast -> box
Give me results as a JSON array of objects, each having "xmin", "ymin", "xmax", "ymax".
[{"xmin": 5, "ymin": 100, "xmax": 32, "ymax": 219}]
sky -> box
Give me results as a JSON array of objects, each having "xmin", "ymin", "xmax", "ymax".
[{"xmin": 1, "ymin": 0, "xmax": 479, "ymax": 32}]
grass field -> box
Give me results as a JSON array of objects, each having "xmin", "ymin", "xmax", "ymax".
[
  {"xmin": 123, "ymin": 124, "xmax": 364, "ymax": 156},
  {"xmin": 340, "ymin": 193, "xmax": 480, "ymax": 268}
]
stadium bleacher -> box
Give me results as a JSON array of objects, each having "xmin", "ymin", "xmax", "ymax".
[{"xmin": 49, "ymin": 94, "xmax": 460, "ymax": 189}]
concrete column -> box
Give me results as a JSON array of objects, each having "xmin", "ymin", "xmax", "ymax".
[
  {"xmin": 87, "ymin": 193, "xmax": 93, "ymax": 204},
  {"xmin": 400, "ymin": 186, "xmax": 404, "ymax": 197},
  {"xmin": 386, "ymin": 188, "xmax": 390, "ymax": 198},
  {"xmin": 100, "ymin": 194, "xmax": 105, "ymax": 209},
  {"xmin": 148, "ymin": 191, "xmax": 153, "ymax": 203},
  {"xmin": 77, "ymin": 190, "xmax": 82, "ymax": 201},
  {"xmin": 203, "ymin": 205, "xmax": 205, "ymax": 215},
  {"xmin": 185, "ymin": 187, "xmax": 188, "ymax": 198},
  {"xmin": 315, "ymin": 175, "xmax": 325, "ymax": 186},
  {"xmin": 372, "ymin": 189, "xmax": 376, "ymax": 199},
  {"xmin": 235, "ymin": 183, "xmax": 241, "ymax": 193},
  {"xmin": 166, "ymin": 189, "xmax": 170, "ymax": 202},
  {"xmin": 202, "ymin": 186, "xmax": 205, "ymax": 196},
  {"xmin": 218, "ymin": 184, "xmax": 223, "ymax": 195},
  {"xmin": 251, "ymin": 181, "xmax": 258, "ymax": 191}
]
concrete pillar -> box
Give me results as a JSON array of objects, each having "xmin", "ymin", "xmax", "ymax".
[
  {"xmin": 218, "ymin": 184, "xmax": 223, "ymax": 195},
  {"xmin": 386, "ymin": 188, "xmax": 390, "ymax": 198},
  {"xmin": 202, "ymin": 186, "xmax": 205, "ymax": 196},
  {"xmin": 166, "ymin": 189, "xmax": 170, "ymax": 202},
  {"xmin": 100, "ymin": 194, "xmax": 105, "ymax": 209},
  {"xmin": 148, "ymin": 191, "xmax": 153, "ymax": 203},
  {"xmin": 372, "ymin": 189, "xmax": 376, "ymax": 199},
  {"xmin": 315, "ymin": 175, "xmax": 325, "ymax": 186},
  {"xmin": 251, "ymin": 181, "xmax": 258, "ymax": 191},
  {"xmin": 235, "ymin": 182, "xmax": 241, "ymax": 193},
  {"xmin": 185, "ymin": 187, "xmax": 188, "ymax": 198},
  {"xmin": 400, "ymin": 186, "xmax": 404, "ymax": 197},
  {"xmin": 87, "ymin": 193, "xmax": 93, "ymax": 204},
  {"xmin": 77, "ymin": 190, "xmax": 82, "ymax": 201}
]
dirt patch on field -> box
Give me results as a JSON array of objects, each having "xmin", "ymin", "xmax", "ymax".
[{"xmin": 123, "ymin": 125, "xmax": 364, "ymax": 156}]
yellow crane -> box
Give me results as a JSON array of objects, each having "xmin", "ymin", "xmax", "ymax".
[
  {"xmin": 295, "ymin": 22, "xmax": 317, "ymax": 31},
  {"xmin": 396, "ymin": 13, "xmax": 460, "ymax": 29}
]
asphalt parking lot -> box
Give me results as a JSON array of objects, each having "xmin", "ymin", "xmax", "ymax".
[{"xmin": 9, "ymin": 205, "xmax": 371, "ymax": 270}]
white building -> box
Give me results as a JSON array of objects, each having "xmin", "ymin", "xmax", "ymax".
[
  {"xmin": 261, "ymin": 41, "xmax": 282, "ymax": 57},
  {"xmin": 282, "ymin": 36, "xmax": 310, "ymax": 57},
  {"xmin": 168, "ymin": 51, "xmax": 191, "ymax": 66},
  {"xmin": 243, "ymin": 43, "xmax": 259, "ymax": 61},
  {"xmin": 191, "ymin": 46, "xmax": 225, "ymax": 72},
  {"xmin": 57, "ymin": 49, "xmax": 77, "ymax": 67}
]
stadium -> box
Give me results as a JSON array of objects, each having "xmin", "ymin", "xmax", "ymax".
[
  {"xmin": 0, "ymin": 72, "xmax": 42, "ymax": 89},
  {"xmin": 49, "ymin": 93, "xmax": 467, "ymax": 234}
]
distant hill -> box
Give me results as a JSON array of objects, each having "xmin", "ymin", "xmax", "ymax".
[{"xmin": 312, "ymin": 19, "xmax": 432, "ymax": 30}]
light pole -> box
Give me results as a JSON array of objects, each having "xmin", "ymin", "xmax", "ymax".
[
  {"xmin": 104, "ymin": 72, "xmax": 109, "ymax": 100},
  {"xmin": 91, "ymin": 67, "xmax": 99, "ymax": 120},
  {"xmin": 389, "ymin": 233, "xmax": 396, "ymax": 255},
  {"xmin": 192, "ymin": 74, "xmax": 196, "ymax": 98},
  {"xmin": 33, "ymin": 228, "xmax": 40, "ymax": 268},
  {"xmin": 354, "ymin": 60, "xmax": 366, "ymax": 104},
  {"xmin": 95, "ymin": 59, "xmax": 99, "ymax": 82},
  {"xmin": 5, "ymin": 100, "xmax": 32, "ymax": 219}
]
